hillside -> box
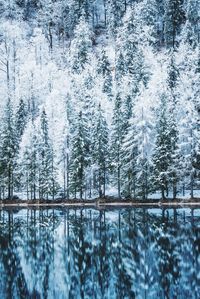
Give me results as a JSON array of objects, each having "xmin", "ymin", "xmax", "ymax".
[{"xmin": 0, "ymin": 0, "xmax": 199, "ymax": 200}]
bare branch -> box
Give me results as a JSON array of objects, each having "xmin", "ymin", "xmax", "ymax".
[{"xmin": 0, "ymin": 68, "xmax": 6, "ymax": 73}]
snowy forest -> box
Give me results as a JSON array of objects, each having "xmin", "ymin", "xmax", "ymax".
[{"xmin": 0, "ymin": 0, "xmax": 200, "ymax": 200}]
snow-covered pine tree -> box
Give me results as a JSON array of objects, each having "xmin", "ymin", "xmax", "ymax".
[
  {"xmin": 59, "ymin": 119, "xmax": 70, "ymax": 200},
  {"xmin": 121, "ymin": 115, "xmax": 138, "ymax": 199},
  {"xmin": 69, "ymin": 110, "xmax": 89, "ymax": 199},
  {"xmin": 186, "ymin": 0, "xmax": 200, "ymax": 42},
  {"xmin": 14, "ymin": 98, "xmax": 28, "ymax": 191},
  {"xmin": 19, "ymin": 121, "xmax": 39, "ymax": 200},
  {"xmin": 115, "ymin": 9, "xmax": 151, "ymax": 199},
  {"xmin": 167, "ymin": 52, "xmax": 182, "ymax": 198},
  {"xmin": 70, "ymin": 15, "xmax": 93, "ymax": 74},
  {"xmin": 81, "ymin": 74, "xmax": 96, "ymax": 197},
  {"xmin": 97, "ymin": 48, "xmax": 113, "ymax": 100},
  {"xmin": 167, "ymin": 98, "xmax": 182, "ymax": 199},
  {"xmin": 105, "ymin": 0, "xmax": 126, "ymax": 35},
  {"xmin": 121, "ymin": 8, "xmax": 141, "ymax": 76},
  {"xmin": 181, "ymin": 19, "xmax": 198, "ymax": 48},
  {"xmin": 164, "ymin": 0, "xmax": 185, "ymax": 48},
  {"xmin": 0, "ymin": 98, "xmax": 17, "ymax": 199},
  {"xmin": 178, "ymin": 106, "xmax": 195, "ymax": 198},
  {"xmin": 115, "ymin": 5, "xmax": 151, "ymax": 99},
  {"xmin": 137, "ymin": 0, "xmax": 159, "ymax": 46},
  {"xmin": 152, "ymin": 93, "xmax": 172, "ymax": 199},
  {"xmin": 115, "ymin": 49, "xmax": 126, "ymax": 84},
  {"xmin": 15, "ymin": 98, "xmax": 27, "ymax": 143},
  {"xmin": 176, "ymin": 42, "xmax": 200, "ymax": 198},
  {"xmin": 191, "ymin": 45, "xmax": 200, "ymax": 193},
  {"xmin": 38, "ymin": 108, "xmax": 57, "ymax": 200},
  {"xmin": 92, "ymin": 103, "xmax": 109, "ymax": 198},
  {"xmin": 111, "ymin": 92, "xmax": 124, "ymax": 198},
  {"xmin": 134, "ymin": 103, "xmax": 153, "ymax": 200}
]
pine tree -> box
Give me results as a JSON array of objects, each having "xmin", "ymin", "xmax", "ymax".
[
  {"xmin": 137, "ymin": 0, "xmax": 159, "ymax": 46},
  {"xmin": 115, "ymin": 50, "xmax": 126, "ymax": 83},
  {"xmin": 105, "ymin": 0, "xmax": 126, "ymax": 35},
  {"xmin": 97, "ymin": 48, "xmax": 113, "ymax": 100},
  {"xmin": 15, "ymin": 98, "xmax": 27, "ymax": 143},
  {"xmin": 59, "ymin": 120, "xmax": 70, "ymax": 200},
  {"xmin": 152, "ymin": 94, "xmax": 172, "ymax": 199},
  {"xmin": 118, "ymin": 8, "xmax": 150, "ymax": 91},
  {"xmin": 0, "ymin": 99, "xmax": 17, "ymax": 199},
  {"xmin": 70, "ymin": 16, "xmax": 93, "ymax": 74},
  {"xmin": 186, "ymin": 0, "xmax": 199, "ymax": 36},
  {"xmin": 19, "ymin": 121, "xmax": 39, "ymax": 200},
  {"xmin": 93, "ymin": 104, "xmax": 109, "ymax": 197},
  {"xmin": 134, "ymin": 105, "xmax": 153, "ymax": 200},
  {"xmin": 168, "ymin": 102, "xmax": 182, "ymax": 199},
  {"xmin": 38, "ymin": 109, "xmax": 57, "ymax": 199},
  {"xmin": 164, "ymin": 0, "xmax": 185, "ymax": 48},
  {"xmin": 177, "ymin": 43, "xmax": 200, "ymax": 198},
  {"xmin": 69, "ymin": 111, "xmax": 89, "ymax": 199},
  {"xmin": 121, "ymin": 117, "xmax": 138, "ymax": 199},
  {"xmin": 81, "ymin": 91, "xmax": 95, "ymax": 198},
  {"xmin": 111, "ymin": 92, "xmax": 124, "ymax": 198},
  {"xmin": 167, "ymin": 52, "xmax": 182, "ymax": 198},
  {"xmin": 191, "ymin": 45, "xmax": 200, "ymax": 193}
]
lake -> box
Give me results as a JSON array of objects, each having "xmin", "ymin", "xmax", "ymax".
[{"xmin": 0, "ymin": 208, "xmax": 199, "ymax": 299}]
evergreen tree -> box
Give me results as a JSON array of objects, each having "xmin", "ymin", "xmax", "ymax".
[
  {"xmin": 15, "ymin": 98, "xmax": 27, "ymax": 143},
  {"xmin": 167, "ymin": 102, "xmax": 182, "ymax": 199},
  {"xmin": 93, "ymin": 104, "xmax": 109, "ymax": 197},
  {"xmin": 121, "ymin": 117, "xmax": 138, "ymax": 199},
  {"xmin": 186, "ymin": 0, "xmax": 199, "ymax": 37},
  {"xmin": 164, "ymin": 0, "xmax": 185, "ymax": 48},
  {"xmin": 134, "ymin": 105, "xmax": 153, "ymax": 200},
  {"xmin": 111, "ymin": 92, "xmax": 124, "ymax": 198},
  {"xmin": 70, "ymin": 16, "xmax": 93, "ymax": 74},
  {"xmin": 178, "ymin": 100, "xmax": 198, "ymax": 199},
  {"xmin": 0, "ymin": 99, "xmax": 17, "ymax": 199},
  {"xmin": 191, "ymin": 45, "xmax": 200, "ymax": 192},
  {"xmin": 152, "ymin": 94, "xmax": 172, "ymax": 199},
  {"xmin": 69, "ymin": 111, "xmax": 89, "ymax": 199},
  {"xmin": 137, "ymin": 0, "xmax": 159, "ymax": 46},
  {"xmin": 59, "ymin": 119, "xmax": 71, "ymax": 200},
  {"xmin": 81, "ymin": 90, "xmax": 95, "ymax": 198},
  {"xmin": 118, "ymin": 7, "xmax": 150, "ymax": 93},
  {"xmin": 167, "ymin": 52, "xmax": 182, "ymax": 198},
  {"xmin": 97, "ymin": 48, "xmax": 113, "ymax": 100},
  {"xmin": 105, "ymin": 0, "xmax": 126, "ymax": 35},
  {"xmin": 115, "ymin": 50, "xmax": 126, "ymax": 83},
  {"xmin": 177, "ymin": 42, "xmax": 200, "ymax": 198},
  {"xmin": 19, "ymin": 121, "xmax": 39, "ymax": 200},
  {"xmin": 38, "ymin": 109, "xmax": 57, "ymax": 199}
]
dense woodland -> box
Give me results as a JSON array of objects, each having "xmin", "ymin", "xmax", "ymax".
[{"xmin": 0, "ymin": 0, "xmax": 200, "ymax": 200}]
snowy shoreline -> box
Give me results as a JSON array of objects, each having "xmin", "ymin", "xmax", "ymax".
[{"xmin": 1, "ymin": 199, "xmax": 200, "ymax": 208}]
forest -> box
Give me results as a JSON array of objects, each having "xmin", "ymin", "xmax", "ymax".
[{"xmin": 0, "ymin": 0, "xmax": 199, "ymax": 200}]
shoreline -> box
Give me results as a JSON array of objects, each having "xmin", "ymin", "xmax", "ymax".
[{"xmin": 1, "ymin": 199, "xmax": 200, "ymax": 208}]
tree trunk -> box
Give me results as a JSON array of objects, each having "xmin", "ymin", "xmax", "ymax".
[
  {"xmin": 103, "ymin": 164, "xmax": 106, "ymax": 197},
  {"xmin": 118, "ymin": 165, "xmax": 121, "ymax": 199},
  {"xmin": 63, "ymin": 156, "xmax": 66, "ymax": 198},
  {"xmin": 161, "ymin": 186, "xmax": 165, "ymax": 200},
  {"xmin": 191, "ymin": 171, "xmax": 194, "ymax": 199}
]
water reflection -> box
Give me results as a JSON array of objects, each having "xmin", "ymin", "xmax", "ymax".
[{"xmin": 0, "ymin": 208, "xmax": 199, "ymax": 299}]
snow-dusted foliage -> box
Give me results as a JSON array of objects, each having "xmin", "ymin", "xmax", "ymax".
[{"xmin": 0, "ymin": 0, "xmax": 199, "ymax": 200}]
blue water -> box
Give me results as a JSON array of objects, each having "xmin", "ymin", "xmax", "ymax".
[{"xmin": 0, "ymin": 208, "xmax": 199, "ymax": 299}]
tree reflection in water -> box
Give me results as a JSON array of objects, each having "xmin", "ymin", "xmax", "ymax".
[{"xmin": 0, "ymin": 208, "xmax": 199, "ymax": 299}]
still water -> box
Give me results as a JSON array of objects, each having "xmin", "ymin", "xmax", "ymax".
[{"xmin": 0, "ymin": 208, "xmax": 199, "ymax": 299}]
